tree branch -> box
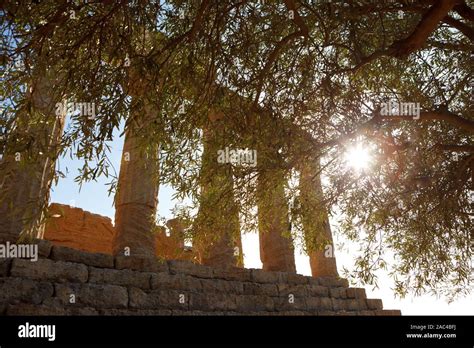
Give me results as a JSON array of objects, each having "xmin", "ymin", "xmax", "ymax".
[
  {"xmin": 453, "ymin": 2, "xmax": 474, "ymax": 21},
  {"xmin": 389, "ymin": 0, "xmax": 461, "ymax": 57},
  {"xmin": 253, "ymin": 31, "xmax": 304, "ymax": 104},
  {"xmin": 378, "ymin": 110, "xmax": 474, "ymax": 134},
  {"xmin": 442, "ymin": 16, "xmax": 474, "ymax": 41},
  {"xmin": 434, "ymin": 144, "xmax": 474, "ymax": 152},
  {"xmin": 346, "ymin": 0, "xmax": 461, "ymax": 72},
  {"xmin": 318, "ymin": 108, "xmax": 473, "ymax": 151},
  {"xmin": 283, "ymin": 0, "xmax": 309, "ymax": 37}
]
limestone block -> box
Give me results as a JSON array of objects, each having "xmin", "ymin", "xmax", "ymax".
[
  {"xmin": 0, "ymin": 259, "xmax": 12, "ymax": 277},
  {"xmin": 320, "ymin": 297, "xmax": 333, "ymax": 310},
  {"xmin": 212, "ymin": 267, "xmax": 252, "ymax": 282},
  {"xmin": 242, "ymin": 282, "xmax": 258, "ymax": 295},
  {"xmin": 89, "ymin": 267, "xmax": 152, "ymax": 289},
  {"xmin": 0, "ymin": 277, "xmax": 53, "ymax": 304},
  {"xmin": 167, "ymin": 260, "xmax": 213, "ymax": 278},
  {"xmin": 34, "ymin": 239, "xmax": 53, "ymax": 258},
  {"xmin": 277, "ymin": 284, "xmax": 308, "ymax": 297},
  {"xmin": 223, "ymin": 280, "xmax": 245, "ymax": 294},
  {"xmin": 243, "ymin": 283, "xmax": 278, "ymax": 297},
  {"xmin": 189, "ymin": 293, "xmax": 237, "ymax": 311},
  {"xmin": 21, "ymin": 300, "xmax": 99, "ymax": 315},
  {"xmin": 276, "ymin": 310, "xmax": 309, "ymax": 316},
  {"xmin": 129, "ymin": 287, "xmax": 188, "ymax": 310},
  {"xmin": 274, "ymin": 296, "xmax": 306, "ymax": 311},
  {"xmin": 251, "ymin": 269, "xmax": 284, "ymax": 283},
  {"xmin": 51, "ymin": 245, "xmax": 114, "ymax": 268},
  {"xmin": 54, "ymin": 283, "xmax": 128, "ymax": 309},
  {"xmin": 199, "ymin": 278, "xmax": 244, "ymax": 294},
  {"xmin": 346, "ymin": 287, "xmax": 367, "ymax": 299},
  {"xmin": 345, "ymin": 299, "xmax": 368, "ymax": 311},
  {"xmin": 10, "ymin": 258, "xmax": 88, "ymax": 283},
  {"xmin": 331, "ymin": 298, "xmax": 347, "ymax": 311},
  {"xmin": 374, "ymin": 309, "xmax": 402, "ymax": 316},
  {"xmin": 99, "ymin": 308, "xmax": 172, "ymax": 316},
  {"xmin": 366, "ymin": 298, "xmax": 384, "ymax": 310},
  {"xmin": 6, "ymin": 303, "xmax": 67, "ymax": 315},
  {"xmin": 65, "ymin": 307, "xmax": 100, "ymax": 315},
  {"xmin": 150, "ymin": 273, "xmax": 202, "ymax": 291},
  {"xmin": 235, "ymin": 295, "xmax": 274, "ymax": 312},
  {"xmin": 286, "ymin": 273, "xmax": 310, "ymax": 285},
  {"xmin": 171, "ymin": 310, "xmax": 217, "ymax": 316},
  {"xmin": 307, "ymin": 285, "xmax": 329, "ymax": 297},
  {"xmin": 115, "ymin": 255, "xmax": 168, "ymax": 273},
  {"xmin": 329, "ymin": 287, "xmax": 347, "ymax": 298},
  {"xmin": 306, "ymin": 297, "xmax": 321, "ymax": 310},
  {"xmin": 317, "ymin": 277, "xmax": 349, "ymax": 288}
]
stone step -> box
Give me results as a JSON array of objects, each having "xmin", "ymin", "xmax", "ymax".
[{"xmin": 0, "ymin": 242, "xmax": 401, "ymax": 316}]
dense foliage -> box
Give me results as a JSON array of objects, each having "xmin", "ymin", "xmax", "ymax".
[{"xmin": 1, "ymin": 0, "xmax": 472, "ymax": 299}]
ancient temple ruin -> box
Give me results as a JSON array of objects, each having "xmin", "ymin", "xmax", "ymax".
[{"xmin": 0, "ymin": 64, "xmax": 400, "ymax": 316}]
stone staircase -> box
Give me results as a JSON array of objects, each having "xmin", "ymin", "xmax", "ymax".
[{"xmin": 0, "ymin": 240, "xmax": 401, "ymax": 315}]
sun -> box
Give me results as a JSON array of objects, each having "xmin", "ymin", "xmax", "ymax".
[{"xmin": 345, "ymin": 143, "xmax": 372, "ymax": 171}]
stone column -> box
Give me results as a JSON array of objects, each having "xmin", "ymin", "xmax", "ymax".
[
  {"xmin": 0, "ymin": 71, "xmax": 65, "ymax": 243},
  {"xmin": 113, "ymin": 93, "xmax": 159, "ymax": 257},
  {"xmin": 155, "ymin": 218, "xmax": 194, "ymax": 260},
  {"xmin": 299, "ymin": 159, "xmax": 338, "ymax": 277},
  {"xmin": 194, "ymin": 115, "xmax": 243, "ymax": 268},
  {"xmin": 257, "ymin": 161, "xmax": 296, "ymax": 273},
  {"xmin": 166, "ymin": 218, "xmax": 186, "ymax": 250}
]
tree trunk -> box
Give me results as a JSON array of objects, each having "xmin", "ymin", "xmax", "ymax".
[{"xmin": 299, "ymin": 159, "xmax": 338, "ymax": 277}]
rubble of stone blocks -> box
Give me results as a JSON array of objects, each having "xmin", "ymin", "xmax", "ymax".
[{"xmin": 0, "ymin": 240, "xmax": 401, "ymax": 316}]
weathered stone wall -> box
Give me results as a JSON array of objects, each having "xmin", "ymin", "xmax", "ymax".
[
  {"xmin": 44, "ymin": 203, "xmax": 194, "ymax": 261},
  {"xmin": 0, "ymin": 240, "xmax": 401, "ymax": 316},
  {"xmin": 155, "ymin": 226, "xmax": 195, "ymax": 262},
  {"xmin": 44, "ymin": 203, "xmax": 116, "ymax": 254}
]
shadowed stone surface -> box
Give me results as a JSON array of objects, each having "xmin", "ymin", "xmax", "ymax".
[
  {"xmin": 0, "ymin": 71, "xmax": 66, "ymax": 244},
  {"xmin": 0, "ymin": 277, "xmax": 54, "ymax": 304},
  {"xmin": 115, "ymin": 255, "xmax": 168, "ymax": 273},
  {"xmin": 0, "ymin": 259, "xmax": 12, "ymax": 277},
  {"xmin": 54, "ymin": 283, "xmax": 128, "ymax": 309},
  {"xmin": 51, "ymin": 245, "xmax": 114, "ymax": 268},
  {"xmin": 193, "ymin": 123, "xmax": 243, "ymax": 268},
  {"xmin": 257, "ymin": 165, "xmax": 296, "ymax": 273},
  {"xmin": 89, "ymin": 267, "xmax": 152, "ymax": 289},
  {"xmin": 10, "ymin": 258, "xmax": 88, "ymax": 283},
  {"xmin": 0, "ymin": 245, "xmax": 401, "ymax": 316},
  {"xmin": 299, "ymin": 160, "xmax": 339, "ymax": 277}
]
